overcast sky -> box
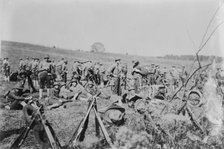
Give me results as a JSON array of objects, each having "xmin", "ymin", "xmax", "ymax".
[{"xmin": 1, "ymin": 0, "xmax": 224, "ymax": 57}]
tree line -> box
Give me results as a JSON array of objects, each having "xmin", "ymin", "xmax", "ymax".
[{"xmin": 158, "ymin": 54, "xmax": 224, "ymax": 63}]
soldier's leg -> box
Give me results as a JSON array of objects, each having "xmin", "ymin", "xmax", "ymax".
[
  {"xmin": 27, "ymin": 71, "xmax": 37, "ymax": 92},
  {"xmin": 38, "ymin": 71, "xmax": 47, "ymax": 99},
  {"xmin": 46, "ymin": 74, "xmax": 52, "ymax": 97}
]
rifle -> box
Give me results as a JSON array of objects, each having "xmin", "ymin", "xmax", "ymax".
[
  {"xmin": 10, "ymin": 101, "xmax": 61, "ymax": 149},
  {"xmin": 68, "ymin": 91, "xmax": 115, "ymax": 149},
  {"xmin": 36, "ymin": 107, "xmax": 61, "ymax": 149},
  {"xmin": 10, "ymin": 106, "xmax": 41, "ymax": 149},
  {"xmin": 68, "ymin": 92, "xmax": 101, "ymax": 147}
]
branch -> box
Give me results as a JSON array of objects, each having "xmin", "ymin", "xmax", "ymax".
[
  {"xmin": 198, "ymin": 3, "xmax": 223, "ymax": 49},
  {"xmin": 160, "ymin": 63, "xmax": 212, "ymax": 114}
]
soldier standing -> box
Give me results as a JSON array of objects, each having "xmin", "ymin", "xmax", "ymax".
[
  {"xmin": 31, "ymin": 57, "xmax": 39, "ymax": 87},
  {"xmin": 19, "ymin": 57, "xmax": 37, "ymax": 93},
  {"xmin": 2, "ymin": 57, "xmax": 10, "ymax": 82},
  {"xmin": 62, "ymin": 60, "xmax": 68, "ymax": 83},
  {"xmin": 179, "ymin": 65, "xmax": 188, "ymax": 86},
  {"xmin": 170, "ymin": 66, "xmax": 179, "ymax": 90},
  {"xmin": 55, "ymin": 58, "xmax": 64, "ymax": 81},
  {"xmin": 108, "ymin": 59, "xmax": 122, "ymax": 96},
  {"xmin": 38, "ymin": 55, "xmax": 53, "ymax": 99}
]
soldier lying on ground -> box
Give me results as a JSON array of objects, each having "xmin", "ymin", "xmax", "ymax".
[
  {"xmin": 44, "ymin": 82, "xmax": 77, "ymax": 110},
  {"xmin": 2, "ymin": 85, "xmax": 31, "ymax": 110}
]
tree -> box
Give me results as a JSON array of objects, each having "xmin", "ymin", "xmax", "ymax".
[{"xmin": 91, "ymin": 42, "xmax": 105, "ymax": 53}]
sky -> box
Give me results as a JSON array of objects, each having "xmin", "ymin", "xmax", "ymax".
[{"xmin": 1, "ymin": 0, "xmax": 224, "ymax": 57}]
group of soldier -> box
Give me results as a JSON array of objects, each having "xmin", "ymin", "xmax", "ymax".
[{"xmin": 2, "ymin": 55, "xmax": 224, "ymax": 110}]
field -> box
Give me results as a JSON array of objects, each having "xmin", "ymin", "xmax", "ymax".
[{"xmin": 0, "ymin": 40, "xmax": 223, "ymax": 149}]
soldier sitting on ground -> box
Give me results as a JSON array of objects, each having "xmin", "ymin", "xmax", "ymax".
[
  {"xmin": 2, "ymin": 85, "xmax": 31, "ymax": 110},
  {"xmin": 45, "ymin": 82, "xmax": 75, "ymax": 110}
]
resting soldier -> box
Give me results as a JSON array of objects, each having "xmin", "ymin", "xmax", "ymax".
[
  {"xmin": 3, "ymin": 85, "xmax": 30, "ymax": 110},
  {"xmin": 38, "ymin": 55, "xmax": 53, "ymax": 99}
]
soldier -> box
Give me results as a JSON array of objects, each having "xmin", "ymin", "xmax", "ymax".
[
  {"xmin": 61, "ymin": 60, "xmax": 68, "ymax": 83},
  {"xmin": 216, "ymin": 69, "xmax": 224, "ymax": 101},
  {"xmin": 19, "ymin": 57, "xmax": 37, "ymax": 93},
  {"xmin": 19, "ymin": 58, "xmax": 25, "ymax": 71},
  {"xmin": 108, "ymin": 59, "xmax": 122, "ymax": 96},
  {"xmin": 154, "ymin": 65, "xmax": 160, "ymax": 84},
  {"xmin": 93, "ymin": 62, "xmax": 101, "ymax": 85},
  {"xmin": 132, "ymin": 61, "xmax": 150, "ymax": 92},
  {"xmin": 38, "ymin": 55, "xmax": 53, "ymax": 99},
  {"xmin": 132, "ymin": 61, "xmax": 143, "ymax": 93},
  {"xmin": 170, "ymin": 65, "xmax": 179, "ymax": 90},
  {"xmin": 191, "ymin": 69, "xmax": 208, "ymax": 92},
  {"xmin": 31, "ymin": 58, "xmax": 39, "ymax": 86},
  {"xmin": 24, "ymin": 57, "xmax": 31, "ymax": 71},
  {"xmin": 3, "ymin": 85, "xmax": 30, "ymax": 110},
  {"xmin": 71, "ymin": 60, "xmax": 82, "ymax": 82},
  {"xmin": 179, "ymin": 65, "xmax": 188, "ymax": 86},
  {"xmin": 149, "ymin": 63, "xmax": 156, "ymax": 85},
  {"xmin": 99, "ymin": 63, "xmax": 107, "ymax": 88},
  {"xmin": 2, "ymin": 57, "xmax": 10, "ymax": 82},
  {"xmin": 55, "ymin": 58, "xmax": 65, "ymax": 81}
]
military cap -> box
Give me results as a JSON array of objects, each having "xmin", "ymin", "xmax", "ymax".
[
  {"xmin": 44, "ymin": 55, "xmax": 50, "ymax": 59},
  {"xmin": 115, "ymin": 58, "xmax": 121, "ymax": 62}
]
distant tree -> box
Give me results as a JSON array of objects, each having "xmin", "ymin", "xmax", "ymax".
[{"xmin": 91, "ymin": 42, "xmax": 105, "ymax": 53}]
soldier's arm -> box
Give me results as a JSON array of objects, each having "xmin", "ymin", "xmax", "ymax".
[{"xmin": 8, "ymin": 93, "xmax": 25, "ymax": 101}]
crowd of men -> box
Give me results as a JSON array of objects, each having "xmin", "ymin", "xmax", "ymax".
[{"xmin": 2, "ymin": 55, "xmax": 224, "ymax": 110}]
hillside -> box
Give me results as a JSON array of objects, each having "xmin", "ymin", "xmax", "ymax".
[{"xmin": 1, "ymin": 40, "xmax": 197, "ymax": 73}]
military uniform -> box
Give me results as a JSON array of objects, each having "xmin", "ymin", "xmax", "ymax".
[
  {"xmin": 108, "ymin": 59, "xmax": 122, "ymax": 95},
  {"xmin": 38, "ymin": 56, "xmax": 53, "ymax": 99},
  {"xmin": 19, "ymin": 57, "xmax": 37, "ymax": 92},
  {"xmin": 61, "ymin": 61, "xmax": 68, "ymax": 83},
  {"xmin": 71, "ymin": 61, "xmax": 82, "ymax": 82},
  {"xmin": 31, "ymin": 58, "xmax": 39, "ymax": 86},
  {"xmin": 179, "ymin": 66, "xmax": 188, "ymax": 86},
  {"xmin": 170, "ymin": 66, "xmax": 180, "ymax": 90},
  {"xmin": 38, "ymin": 59, "xmax": 52, "ymax": 89},
  {"xmin": 2, "ymin": 58, "xmax": 10, "ymax": 81},
  {"xmin": 55, "ymin": 59, "xmax": 64, "ymax": 81},
  {"xmin": 4, "ymin": 87, "xmax": 29, "ymax": 110}
]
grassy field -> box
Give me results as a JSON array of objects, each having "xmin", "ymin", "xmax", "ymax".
[{"xmin": 0, "ymin": 40, "xmax": 222, "ymax": 149}]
